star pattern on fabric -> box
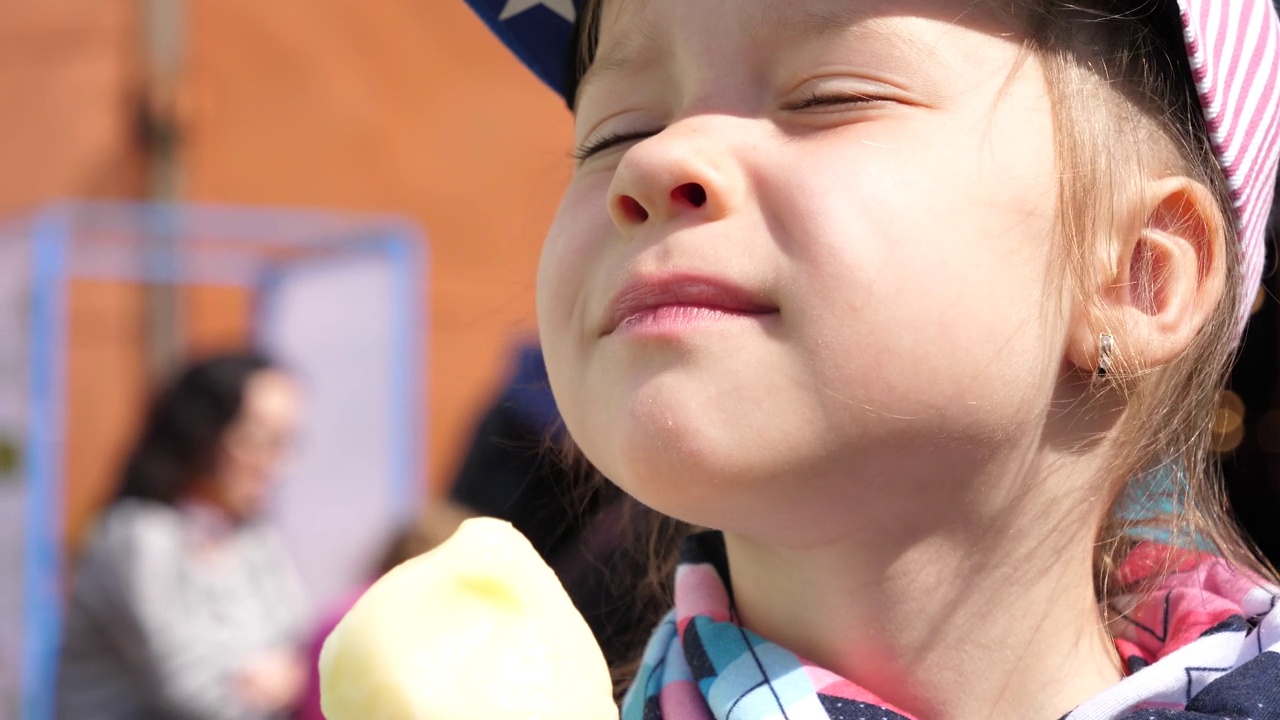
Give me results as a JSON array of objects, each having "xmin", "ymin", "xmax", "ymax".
[{"xmin": 499, "ymin": 0, "xmax": 575, "ymax": 22}]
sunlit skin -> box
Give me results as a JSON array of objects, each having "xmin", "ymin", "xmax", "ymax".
[{"xmin": 533, "ymin": 0, "xmax": 1151, "ymax": 718}]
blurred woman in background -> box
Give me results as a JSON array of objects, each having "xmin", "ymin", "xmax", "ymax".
[{"xmin": 57, "ymin": 351, "xmax": 309, "ymax": 720}]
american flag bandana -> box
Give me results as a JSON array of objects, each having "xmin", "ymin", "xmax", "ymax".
[
  {"xmin": 620, "ymin": 532, "xmax": 1280, "ymax": 720},
  {"xmin": 465, "ymin": 0, "xmax": 1280, "ymax": 333}
]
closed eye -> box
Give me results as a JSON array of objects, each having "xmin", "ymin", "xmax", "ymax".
[
  {"xmin": 572, "ymin": 129, "xmax": 661, "ymax": 162},
  {"xmin": 785, "ymin": 91, "xmax": 880, "ymax": 111}
]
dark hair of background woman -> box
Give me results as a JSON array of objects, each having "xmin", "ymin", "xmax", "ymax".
[{"xmin": 115, "ymin": 351, "xmax": 279, "ymax": 505}]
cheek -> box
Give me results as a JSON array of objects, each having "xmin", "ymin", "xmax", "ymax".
[
  {"xmin": 535, "ymin": 185, "xmax": 609, "ymax": 426},
  {"xmin": 536, "ymin": 174, "xmax": 614, "ymax": 312},
  {"xmin": 768, "ymin": 120, "xmax": 1065, "ymax": 425},
  {"xmin": 537, "ymin": 193, "xmax": 598, "ymax": 336}
]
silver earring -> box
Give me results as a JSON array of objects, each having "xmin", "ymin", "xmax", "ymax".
[{"xmin": 1096, "ymin": 333, "xmax": 1114, "ymax": 378}]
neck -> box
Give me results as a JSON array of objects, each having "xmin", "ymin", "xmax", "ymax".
[
  {"xmin": 179, "ymin": 488, "xmax": 243, "ymax": 539},
  {"xmin": 721, "ymin": 454, "xmax": 1123, "ymax": 720}
]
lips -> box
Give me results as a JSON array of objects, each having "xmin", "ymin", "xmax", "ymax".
[{"xmin": 603, "ymin": 273, "xmax": 778, "ymax": 335}]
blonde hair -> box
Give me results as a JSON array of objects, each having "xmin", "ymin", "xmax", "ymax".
[
  {"xmin": 566, "ymin": 0, "xmax": 1272, "ymax": 686},
  {"xmin": 1009, "ymin": 2, "xmax": 1264, "ymax": 593}
]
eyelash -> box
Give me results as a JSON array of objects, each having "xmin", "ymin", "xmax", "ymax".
[
  {"xmin": 573, "ymin": 93, "xmax": 880, "ymax": 162},
  {"xmin": 786, "ymin": 91, "xmax": 879, "ymax": 110},
  {"xmin": 572, "ymin": 129, "xmax": 658, "ymax": 162}
]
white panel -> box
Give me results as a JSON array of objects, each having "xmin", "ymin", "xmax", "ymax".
[{"xmin": 259, "ymin": 251, "xmax": 405, "ymax": 620}]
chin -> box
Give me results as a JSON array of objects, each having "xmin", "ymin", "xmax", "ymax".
[{"xmin": 583, "ymin": 410, "xmax": 782, "ymax": 529}]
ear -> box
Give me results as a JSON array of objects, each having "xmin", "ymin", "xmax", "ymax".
[{"xmin": 1066, "ymin": 176, "xmax": 1227, "ymax": 375}]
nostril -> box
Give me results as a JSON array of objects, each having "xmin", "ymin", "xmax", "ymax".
[
  {"xmin": 672, "ymin": 183, "xmax": 707, "ymax": 208},
  {"xmin": 617, "ymin": 195, "xmax": 649, "ymax": 223}
]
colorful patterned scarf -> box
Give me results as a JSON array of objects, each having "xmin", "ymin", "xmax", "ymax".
[{"xmin": 621, "ymin": 532, "xmax": 1280, "ymax": 720}]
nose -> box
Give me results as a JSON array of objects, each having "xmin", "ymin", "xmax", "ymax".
[{"xmin": 606, "ymin": 119, "xmax": 745, "ymax": 236}]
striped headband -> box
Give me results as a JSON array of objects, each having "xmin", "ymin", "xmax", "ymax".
[{"xmin": 466, "ymin": 0, "xmax": 1280, "ymax": 333}]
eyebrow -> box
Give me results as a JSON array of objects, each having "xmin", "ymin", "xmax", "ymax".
[
  {"xmin": 575, "ymin": 14, "xmax": 667, "ymax": 103},
  {"xmin": 749, "ymin": 3, "xmax": 878, "ymax": 42},
  {"xmin": 752, "ymin": 4, "xmax": 939, "ymax": 60},
  {"xmin": 575, "ymin": 3, "xmax": 933, "ymax": 102}
]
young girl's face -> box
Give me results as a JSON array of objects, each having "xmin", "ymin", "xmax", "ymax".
[{"xmin": 538, "ymin": 0, "xmax": 1080, "ymax": 539}]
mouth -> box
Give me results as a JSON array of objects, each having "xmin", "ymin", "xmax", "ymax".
[{"xmin": 603, "ymin": 273, "xmax": 779, "ymax": 336}]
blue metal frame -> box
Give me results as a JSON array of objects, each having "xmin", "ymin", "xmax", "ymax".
[
  {"xmin": 15, "ymin": 201, "xmax": 427, "ymax": 719},
  {"xmin": 384, "ymin": 227, "xmax": 427, "ymax": 516},
  {"xmin": 24, "ymin": 208, "xmax": 68, "ymax": 720}
]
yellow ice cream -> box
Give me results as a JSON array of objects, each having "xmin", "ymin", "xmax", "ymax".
[{"xmin": 319, "ymin": 517, "xmax": 618, "ymax": 720}]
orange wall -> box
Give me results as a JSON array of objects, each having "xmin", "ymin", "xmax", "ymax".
[
  {"xmin": 4, "ymin": 2, "xmax": 565, "ymax": 548},
  {"xmin": 0, "ymin": 1, "xmax": 142, "ymax": 214},
  {"xmin": 180, "ymin": 1, "xmax": 574, "ymax": 493},
  {"xmin": 0, "ymin": 1, "xmax": 150, "ymax": 549}
]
